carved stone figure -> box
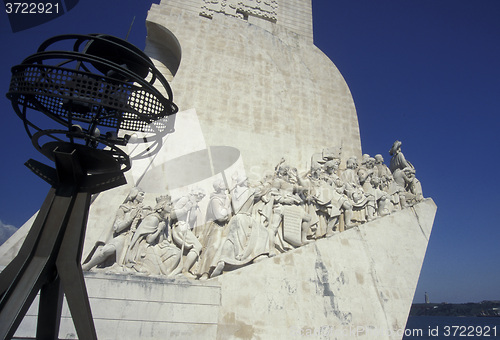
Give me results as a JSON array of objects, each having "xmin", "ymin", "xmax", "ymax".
[
  {"xmin": 330, "ymin": 176, "xmax": 354, "ymax": 229},
  {"xmin": 340, "ymin": 157, "xmax": 376, "ymax": 223},
  {"xmin": 389, "ymin": 140, "xmax": 423, "ymax": 206},
  {"xmin": 359, "ymin": 155, "xmax": 378, "ymax": 187},
  {"xmin": 314, "ymin": 160, "xmax": 355, "ymax": 232},
  {"xmin": 340, "ymin": 156, "xmax": 360, "ymax": 187},
  {"xmin": 170, "ymin": 188, "xmax": 206, "ymax": 278},
  {"xmin": 211, "ymin": 175, "xmax": 269, "ymax": 277},
  {"xmin": 323, "ymin": 159, "xmax": 341, "ymax": 177},
  {"xmin": 392, "ymin": 167, "xmax": 424, "ymax": 205},
  {"xmin": 267, "ymin": 161, "xmax": 311, "ymax": 253},
  {"xmin": 404, "ymin": 168, "xmax": 424, "ymax": 202},
  {"xmin": 373, "ymin": 154, "xmax": 392, "ymax": 191},
  {"xmin": 146, "ymin": 239, "xmax": 182, "ymax": 276},
  {"xmin": 196, "ymin": 179, "xmax": 232, "ymax": 280},
  {"xmin": 357, "ymin": 167, "xmax": 378, "ymax": 221},
  {"xmin": 272, "ymin": 161, "xmax": 303, "ymax": 205},
  {"xmin": 299, "ymin": 163, "xmax": 337, "ymax": 238},
  {"xmin": 389, "ymin": 140, "xmax": 413, "ymax": 173},
  {"xmin": 364, "ymin": 176, "xmax": 391, "ymax": 217},
  {"xmin": 82, "ymin": 187, "xmax": 148, "ymax": 272},
  {"xmin": 310, "ymin": 147, "xmax": 342, "ymax": 171},
  {"xmin": 124, "ymin": 195, "xmax": 173, "ymax": 273}
]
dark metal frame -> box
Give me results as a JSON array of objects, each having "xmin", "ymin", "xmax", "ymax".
[{"xmin": 0, "ymin": 34, "xmax": 178, "ymax": 339}]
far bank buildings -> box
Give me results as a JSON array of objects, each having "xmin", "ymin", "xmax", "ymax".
[{"xmin": 0, "ymin": 0, "xmax": 436, "ymax": 339}]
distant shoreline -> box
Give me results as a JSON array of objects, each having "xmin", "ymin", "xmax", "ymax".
[{"xmin": 410, "ymin": 301, "xmax": 500, "ymax": 317}]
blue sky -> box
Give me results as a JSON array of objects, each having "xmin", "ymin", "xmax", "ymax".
[{"xmin": 1, "ymin": 0, "xmax": 499, "ymax": 303}]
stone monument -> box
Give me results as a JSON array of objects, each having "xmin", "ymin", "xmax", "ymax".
[{"xmin": 0, "ymin": 1, "xmax": 436, "ymax": 339}]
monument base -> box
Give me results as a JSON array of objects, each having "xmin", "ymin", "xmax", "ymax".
[{"xmin": 11, "ymin": 199, "xmax": 436, "ymax": 340}]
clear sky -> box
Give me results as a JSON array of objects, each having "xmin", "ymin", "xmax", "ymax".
[{"xmin": 0, "ymin": 0, "xmax": 499, "ymax": 304}]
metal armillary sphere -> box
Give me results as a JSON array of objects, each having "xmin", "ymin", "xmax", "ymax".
[
  {"xmin": 8, "ymin": 33, "xmax": 177, "ymax": 174},
  {"xmin": 0, "ymin": 34, "xmax": 178, "ymax": 339}
]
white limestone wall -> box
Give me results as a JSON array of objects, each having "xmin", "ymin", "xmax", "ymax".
[
  {"xmin": 145, "ymin": 2, "xmax": 361, "ymax": 179},
  {"xmin": 14, "ymin": 275, "xmax": 221, "ymax": 340},
  {"xmin": 278, "ymin": 0, "xmax": 313, "ymax": 41},
  {"xmin": 156, "ymin": 0, "xmax": 313, "ymax": 41},
  {"xmin": 156, "ymin": 0, "xmax": 200, "ymax": 15}
]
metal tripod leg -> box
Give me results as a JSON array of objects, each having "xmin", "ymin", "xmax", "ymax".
[
  {"xmin": 56, "ymin": 191, "xmax": 97, "ymax": 340},
  {"xmin": 0, "ymin": 188, "xmax": 56, "ymax": 298},
  {"xmin": 0, "ymin": 193, "xmax": 73, "ymax": 340},
  {"xmin": 37, "ymin": 276, "xmax": 64, "ymax": 339}
]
